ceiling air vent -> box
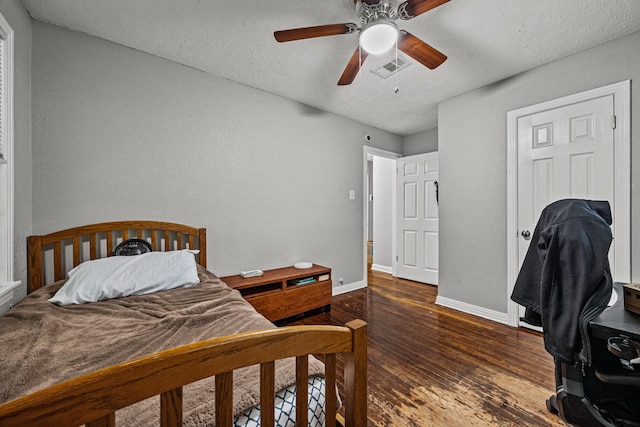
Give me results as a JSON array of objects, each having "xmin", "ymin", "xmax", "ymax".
[{"xmin": 371, "ymin": 54, "xmax": 412, "ymax": 79}]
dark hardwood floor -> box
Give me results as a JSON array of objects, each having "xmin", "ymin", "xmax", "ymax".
[{"xmin": 290, "ymin": 270, "xmax": 565, "ymax": 426}]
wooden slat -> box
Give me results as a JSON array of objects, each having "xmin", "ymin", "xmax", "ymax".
[
  {"xmin": 86, "ymin": 412, "xmax": 115, "ymax": 427},
  {"xmin": 89, "ymin": 233, "xmax": 97, "ymax": 260},
  {"xmin": 188, "ymin": 235, "xmax": 194, "ymax": 251},
  {"xmin": 137, "ymin": 229, "xmax": 143, "ymax": 239},
  {"xmin": 27, "ymin": 236, "xmax": 43, "ymax": 293},
  {"xmin": 215, "ymin": 371, "xmax": 233, "ymax": 427},
  {"xmin": 198, "ymin": 228, "xmax": 207, "ymax": 268},
  {"xmin": 106, "ymin": 231, "xmax": 113, "ymax": 256},
  {"xmin": 164, "ymin": 230, "xmax": 170, "ymax": 252},
  {"xmin": 160, "ymin": 387, "xmax": 182, "ymax": 427},
  {"xmin": 325, "ymin": 354, "xmax": 337, "ymax": 427},
  {"xmin": 72, "ymin": 236, "xmax": 81, "ymax": 267},
  {"xmin": 53, "ymin": 242, "xmax": 63, "ymax": 281},
  {"xmin": 151, "ymin": 229, "xmax": 158, "ymax": 251},
  {"xmin": 260, "ymin": 362, "xmax": 275, "ymax": 426},
  {"xmin": 177, "ymin": 233, "xmax": 183, "ymax": 250},
  {"xmin": 343, "ymin": 319, "xmax": 368, "ymax": 427},
  {"xmin": 122, "ymin": 229, "xmax": 129, "ymax": 241},
  {"xmin": 296, "ymin": 355, "xmax": 309, "ymax": 426}
]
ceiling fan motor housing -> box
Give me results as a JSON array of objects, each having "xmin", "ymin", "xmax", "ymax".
[{"xmin": 356, "ymin": 0, "xmax": 399, "ymax": 26}]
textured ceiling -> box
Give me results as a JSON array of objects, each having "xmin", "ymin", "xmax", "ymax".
[{"xmin": 22, "ymin": 0, "xmax": 640, "ymax": 135}]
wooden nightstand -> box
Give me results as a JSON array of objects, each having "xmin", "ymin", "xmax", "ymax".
[{"xmin": 221, "ymin": 264, "xmax": 332, "ymax": 322}]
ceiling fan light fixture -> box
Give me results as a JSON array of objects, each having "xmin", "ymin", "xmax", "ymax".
[{"xmin": 359, "ymin": 20, "xmax": 398, "ymax": 55}]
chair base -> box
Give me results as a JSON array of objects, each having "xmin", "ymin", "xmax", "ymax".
[
  {"xmin": 548, "ymin": 389, "xmax": 640, "ymax": 427},
  {"xmin": 551, "ymin": 389, "xmax": 616, "ymax": 427}
]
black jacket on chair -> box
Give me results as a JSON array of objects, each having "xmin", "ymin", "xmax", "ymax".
[{"xmin": 511, "ymin": 199, "xmax": 613, "ymax": 365}]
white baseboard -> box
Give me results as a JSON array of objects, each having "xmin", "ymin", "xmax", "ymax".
[
  {"xmin": 0, "ymin": 281, "xmax": 21, "ymax": 315},
  {"xmin": 333, "ymin": 280, "xmax": 366, "ymax": 296},
  {"xmin": 371, "ymin": 264, "xmax": 393, "ymax": 274},
  {"xmin": 435, "ymin": 295, "xmax": 509, "ymax": 325}
]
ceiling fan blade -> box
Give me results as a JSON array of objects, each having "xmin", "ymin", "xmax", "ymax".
[
  {"xmin": 397, "ymin": 31, "xmax": 447, "ymax": 69},
  {"xmin": 274, "ymin": 23, "xmax": 357, "ymax": 42},
  {"xmin": 338, "ymin": 47, "xmax": 369, "ymax": 86},
  {"xmin": 398, "ymin": 0, "xmax": 450, "ymax": 20}
]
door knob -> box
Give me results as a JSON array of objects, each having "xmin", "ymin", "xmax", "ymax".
[{"xmin": 521, "ymin": 230, "xmax": 531, "ymax": 240}]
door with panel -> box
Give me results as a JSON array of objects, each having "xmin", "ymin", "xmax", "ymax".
[
  {"xmin": 517, "ymin": 95, "xmax": 614, "ymax": 326},
  {"xmin": 396, "ymin": 152, "xmax": 439, "ymax": 285}
]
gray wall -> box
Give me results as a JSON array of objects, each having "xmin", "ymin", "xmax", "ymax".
[
  {"xmin": 403, "ymin": 127, "xmax": 438, "ymax": 156},
  {"xmin": 30, "ymin": 21, "xmax": 403, "ymax": 288},
  {"xmin": 0, "ymin": 0, "xmax": 31, "ymax": 299},
  {"xmin": 438, "ymin": 30, "xmax": 640, "ymax": 313}
]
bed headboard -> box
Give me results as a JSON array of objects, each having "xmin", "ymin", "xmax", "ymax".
[{"xmin": 27, "ymin": 221, "xmax": 207, "ymax": 294}]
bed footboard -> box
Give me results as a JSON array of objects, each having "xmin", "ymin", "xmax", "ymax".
[{"xmin": 0, "ymin": 320, "xmax": 367, "ymax": 427}]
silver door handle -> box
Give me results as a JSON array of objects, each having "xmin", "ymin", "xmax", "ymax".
[{"xmin": 521, "ymin": 230, "xmax": 531, "ymax": 240}]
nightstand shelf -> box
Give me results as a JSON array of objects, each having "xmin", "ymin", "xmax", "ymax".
[{"xmin": 221, "ymin": 264, "xmax": 332, "ymax": 322}]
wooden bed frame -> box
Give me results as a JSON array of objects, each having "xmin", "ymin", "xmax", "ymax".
[
  {"xmin": 27, "ymin": 220, "xmax": 208, "ymax": 293},
  {"xmin": 2, "ymin": 221, "xmax": 367, "ymax": 426}
]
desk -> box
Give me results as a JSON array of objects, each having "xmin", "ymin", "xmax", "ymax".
[
  {"xmin": 588, "ymin": 282, "xmax": 640, "ymax": 392},
  {"xmin": 590, "ymin": 283, "xmax": 640, "ymax": 341}
]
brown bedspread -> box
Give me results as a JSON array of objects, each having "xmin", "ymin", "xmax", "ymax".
[{"xmin": 0, "ymin": 266, "xmax": 324, "ymax": 425}]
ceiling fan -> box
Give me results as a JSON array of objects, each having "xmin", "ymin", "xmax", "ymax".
[{"xmin": 274, "ymin": 0, "xmax": 450, "ymax": 85}]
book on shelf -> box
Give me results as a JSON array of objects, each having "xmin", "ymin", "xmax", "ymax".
[{"xmin": 290, "ymin": 277, "xmax": 316, "ymax": 286}]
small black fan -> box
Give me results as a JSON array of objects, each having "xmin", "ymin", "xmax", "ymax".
[{"xmin": 113, "ymin": 238, "xmax": 153, "ymax": 256}]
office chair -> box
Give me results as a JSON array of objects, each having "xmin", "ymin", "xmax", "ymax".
[
  {"xmin": 547, "ymin": 338, "xmax": 640, "ymax": 426},
  {"xmin": 511, "ymin": 199, "xmax": 640, "ymax": 427}
]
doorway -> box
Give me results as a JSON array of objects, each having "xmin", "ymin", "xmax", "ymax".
[
  {"xmin": 362, "ymin": 146, "xmax": 439, "ymax": 287},
  {"xmin": 363, "ymin": 147, "xmax": 401, "ymax": 284},
  {"xmin": 506, "ymin": 81, "xmax": 631, "ymax": 327}
]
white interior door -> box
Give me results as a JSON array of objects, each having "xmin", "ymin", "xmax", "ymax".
[
  {"xmin": 516, "ymin": 95, "xmax": 614, "ymax": 324},
  {"xmin": 396, "ymin": 152, "xmax": 439, "ymax": 285},
  {"xmin": 507, "ymin": 81, "xmax": 631, "ymax": 327}
]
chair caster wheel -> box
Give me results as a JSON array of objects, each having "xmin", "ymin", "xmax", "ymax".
[{"xmin": 547, "ymin": 395, "xmax": 559, "ymax": 415}]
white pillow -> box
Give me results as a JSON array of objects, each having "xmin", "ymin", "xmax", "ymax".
[{"xmin": 49, "ymin": 250, "xmax": 200, "ymax": 306}]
